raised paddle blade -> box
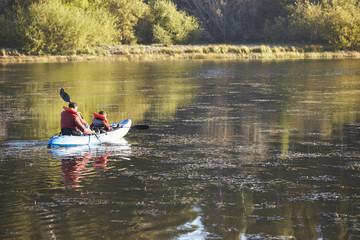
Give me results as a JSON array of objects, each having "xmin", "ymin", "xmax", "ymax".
[
  {"xmin": 60, "ymin": 88, "xmax": 71, "ymax": 102},
  {"xmin": 132, "ymin": 125, "xmax": 149, "ymax": 130}
]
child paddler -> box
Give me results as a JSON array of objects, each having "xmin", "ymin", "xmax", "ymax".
[{"xmin": 91, "ymin": 111, "xmax": 113, "ymax": 133}]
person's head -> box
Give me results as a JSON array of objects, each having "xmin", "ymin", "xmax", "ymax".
[
  {"xmin": 98, "ymin": 111, "xmax": 106, "ymax": 116},
  {"xmin": 69, "ymin": 102, "xmax": 78, "ymax": 110}
]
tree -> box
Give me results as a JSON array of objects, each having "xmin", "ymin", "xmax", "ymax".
[
  {"xmin": 14, "ymin": 0, "xmax": 117, "ymax": 54},
  {"xmin": 104, "ymin": 0, "xmax": 150, "ymax": 44},
  {"xmin": 173, "ymin": 0, "xmax": 288, "ymax": 42},
  {"xmin": 322, "ymin": 0, "xmax": 360, "ymax": 49},
  {"xmin": 288, "ymin": 0, "xmax": 360, "ymax": 49},
  {"xmin": 150, "ymin": 0, "xmax": 200, "ymax": 45}
]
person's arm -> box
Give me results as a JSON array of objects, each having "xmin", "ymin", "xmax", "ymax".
[
  {"xmin": 78, "ymin": 112, "xmax": 90, "ymax": 128},
  {"xmin": 74, "ymin": 116, "xmax": 93, "ymax": 134},
  {"xmin": 104, "ymin": 122, "xmax": 113, "ymax": 131}
]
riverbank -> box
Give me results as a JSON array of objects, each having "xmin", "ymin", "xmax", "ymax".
[{"xmin": 1, "ymin": 44, "xmax": 360, "ymax": 63}]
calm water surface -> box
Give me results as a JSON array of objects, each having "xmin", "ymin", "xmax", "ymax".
[{"xmin": 0, "ymin": 59, "xmax": 360, "ymax": 239}]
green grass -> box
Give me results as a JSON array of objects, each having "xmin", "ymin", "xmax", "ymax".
[{"xmin": 1, "ymin": 44, "xmax": 359, "ymax": 63}]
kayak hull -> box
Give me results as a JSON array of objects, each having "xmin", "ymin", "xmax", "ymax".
[{"xmin": 47, "ymin": 119, "xmax": 131, "ymax": 147}]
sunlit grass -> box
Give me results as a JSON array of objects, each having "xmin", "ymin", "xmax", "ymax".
[{"xmin": 1, "ymin": 44, "xmax": 359, "ymax": 63}]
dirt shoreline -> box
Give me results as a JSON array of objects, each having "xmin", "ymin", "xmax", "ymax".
[{"xmin": 1, "ymin": 45, "xmax": 360, "ymax": 63}]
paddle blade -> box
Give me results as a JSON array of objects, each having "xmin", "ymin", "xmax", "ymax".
[
  {"xmin": 60, "ymin": 88, "xmax": 71, "ymax": 102},
  {"xmin": 132, "ymin": 125, "xmax": 149, "ymax": 130}
]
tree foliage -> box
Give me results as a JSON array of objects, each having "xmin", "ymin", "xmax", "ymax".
[
  {"xmin": 104, "ymin": 0, "xmax": 150, "ymax": 44},
  {"xmin": 288, "ymin": 0, "xmax": 360, "ymax": 49},
  {"xmin": 262, "ymin": 0, "xmax": 360, "ymax": 50},
  {"xmin": 2, "ymin": 0, "xmax": 117, "ymax": 54},
  {"xmin": 0, "ymin": 0, "xmax": 359, "ymax": 52},
  {"xmin": 0, "ymin": 0, "xmax": 201, "ymax": 52},
  {"xmin": 173, "ymin": 0, "xmax": 359, "ymax": 50},
  {"xmin": 151, "ymin": 0, "xmax": 200, "ymax": 45}
]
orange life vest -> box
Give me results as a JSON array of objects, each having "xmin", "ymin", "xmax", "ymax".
[
  {"xmin": 93, "ymin": 112, "xmax": 108, "ymax": 124},
  {"xmin": 63, "ymin": 106, "xmax": 86, "ymax": 125}
]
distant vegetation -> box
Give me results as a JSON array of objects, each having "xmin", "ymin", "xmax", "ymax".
[
  {"xmin": 0, "ymin": 0, "xmax": 359, "ymax": 55},
  {"xmin": 0, "ymin": 0, "xmax": 200, "ymax": 54}
]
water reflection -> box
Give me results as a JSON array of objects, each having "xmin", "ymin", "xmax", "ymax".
[
  {"xmin": 48, "ymin": 140, "xmax": 131, "ymax": 188},
  {"xmin": 1, "ymin": 59, "xmax": 360, "ymax": 239},
  {"xmin": 61, "ymin": 152, "xmax": 93, "ymax": 188},
  {"xmin": 0, "ymin": 61, "xmax": 200, "ymax": 141},
  {"xmin": 173, "ymin": 215, "xmax": 208, "ymax": 240}
]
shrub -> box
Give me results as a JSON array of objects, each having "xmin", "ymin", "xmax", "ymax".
[
  {"xmin": 153, "ymin": 24, "xmax": 173, "ymax": 46},
  {"xmin": 129, "ymin": 47, "xmax": 146, "ymax": 54},
  {"xmin": 154, "ymin": 47, "xmax": 182, "ymax": 54},
  {"xmin": 279, "ymin": 46, "xmax": 290, "ymax": 52},
  {"xmin": 184, "ymin": 47, "xmax": 203, "ymax": 53},
  {"xmin": 262, "ymin": 45, "xmax": 273, "ymax": 53},
  {"xmin": 227, "ymin": 46, "xmax": 242, "ymax": 53},
  {"xmin": 324, "ymin": 1, "xmax": 360, "ymax": 50},
  {"xmin": 202, "ymin": 46, "xmax": 211, "ymax": 53},
  {"xmin": 105, "ymin": 0, "xmax": 150, "ymax": 44},
  {"xmin": 208, "ymin": 45, "xmax": 221, "ymax": 53},
  {"xmin": 14, "ymin": 0, "xmax": 117, "ymax": 54},
  {"xmin": 135, "ymin": 11, "xmax": 155, "ymax": 44},
  {"xmin": 288, "ymin": 0, "xmax": 360, "ymax": 50},
  {"xmin": 290, "ymin": 46, "xmax": 298, "ymax": 52},
  {"xmin": 218, "ymin": 45, "xmax": 230, "ymax": 53},
  {"xmin": 272, "ymin": 46, "xmax": 281, "ymax": 53},
  {"xmin": 251, "ymin": 47, "xmax": 261, "ymax": 53},
  {"xmin": 252, "ymin": 45, "xmax": 272, "ymax": 53},
  {"xmin": 304, "ymin": 45, "xmax": 323, "ymax": 52},
  {"xmin": 239, "ymin": 46, "xmax": 250, "ymax": 53},
  {"xmin": 151, "ymin": 0, "xmax": 200, "ymax": 45},
  {"xmin": 288, "ymin": 1, "xmax": 326, "ymax": 43}
]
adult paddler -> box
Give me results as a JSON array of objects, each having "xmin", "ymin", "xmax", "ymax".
[{"xmin": 61, "ymin": 102, "xmax": 95, "ymax": 135}]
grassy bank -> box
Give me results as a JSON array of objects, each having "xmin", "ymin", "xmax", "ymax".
[{"xmin": 1, "ymin": 44, "xmax": 360, "ymax": 63}]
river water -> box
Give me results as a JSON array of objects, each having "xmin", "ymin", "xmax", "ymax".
[{"xmin": 0, "ymin": 59, "xmax": 359, "ymax": 239}]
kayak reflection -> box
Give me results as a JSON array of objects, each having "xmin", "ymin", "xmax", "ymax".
[
  {"xmin": 48, "ymin": 139, "xmax": 131, "ymax": 188},
  {"xmin": 61, "ymin": 152, "xmax": 92, "ymax": 188}
]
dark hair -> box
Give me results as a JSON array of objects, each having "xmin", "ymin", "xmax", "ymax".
[
  {"xmin": 69, "ymin": 102, "xmax": 78, "ymax": 108},
  {"xmin": 98, "ymin": 111, "xmax": 105, "ymax": 115}
]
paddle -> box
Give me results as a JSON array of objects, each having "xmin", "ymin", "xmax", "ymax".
[
  {"xmin": 93, "ymin": 133, "xmax": 102, "ymax": 144},
  {"xmin": 60, "ymin": 88, "xmax": 71, "ymax": 102},
  {"xmin": 60, "ymin": 88, "xmax": 102, "ymax": 144},
  {"xmin": 60, "ymin": 88, "xmax": 149, "ymax": 130},
  {"xmin": 132, "ymin": 125, "xmax": 149, "ymax": 130}
]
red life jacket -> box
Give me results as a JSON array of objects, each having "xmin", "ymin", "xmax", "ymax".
[
  {"xmin": 63, "ymin": 106, "xmax": 86, "ymax": 125},
  {"xmin": 93, "ymin": 112, "xmax": 108, "ymax": 124}
]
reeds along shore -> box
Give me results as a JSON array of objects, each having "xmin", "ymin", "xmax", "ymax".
[{"xmin": 1, "ymin": 44, "xmax": 360, "ymax": 63}]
